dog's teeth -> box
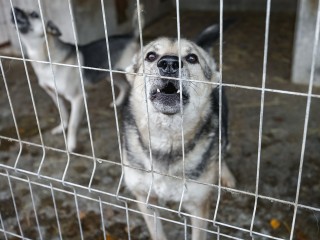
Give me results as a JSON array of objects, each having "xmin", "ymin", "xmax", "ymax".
[
  {"xmin": 157, "ymin": 88, "xmax": 160, "ymax": 93},
  {"xmin": 177, "ymin": 90, "xmax": 180, "ymax": 94}
]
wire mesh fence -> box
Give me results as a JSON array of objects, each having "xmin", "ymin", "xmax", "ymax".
[{"xmin": 0, "ymin": 0, "xmax": 320, "ymax": 239}]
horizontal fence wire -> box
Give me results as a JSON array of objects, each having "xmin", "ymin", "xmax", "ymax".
[
  {"xmin": 1, "ymin": 55, "xmax": 320, "ymax": 99},
  {"xmin": 0, "ymin": 0, "xmax": 320, "ymax": 239}
]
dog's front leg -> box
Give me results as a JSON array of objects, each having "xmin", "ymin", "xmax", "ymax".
[
  {"xmin": 67, "ymin": 95, "xmax": 84, "ymax": 152},
  {"xmin": 135, "ymin": 194, "xmax": 167, "ymax": 240},
  {"xmin": 184, "ymin": 198, "xmax": 211, "ymax": 240},
  {"xmin": 45, "ymin": 89, "xmax": 69, "ymax": 134}
]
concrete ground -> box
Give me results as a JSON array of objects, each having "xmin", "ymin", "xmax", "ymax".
[{"xmin": 0, "ymin": 10, "xmax": 320, "ymax": 240}]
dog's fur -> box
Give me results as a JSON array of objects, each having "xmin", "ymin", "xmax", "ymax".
[
  {"xmin": 11, "ymin": 7, "xmax": 138, "ymax": 151},
  {"xmin": 123, "ymin": 28, "xmax": 236, "ymax": 239}
]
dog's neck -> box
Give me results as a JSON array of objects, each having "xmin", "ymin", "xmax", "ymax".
[
  {"xmin": 131, "ymin": 96, "xmax": 212, "ymax": 153},
  {"xmin": 21, "ymin": 33, "xmax": 70, "ymax": 63}
]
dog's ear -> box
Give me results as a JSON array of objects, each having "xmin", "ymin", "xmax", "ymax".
[
  {"xmin": 46, "ymin": 20, "xmax": 61, "ymax": 36},
  {"xmin": 195, "ymin": 19, "xmax": 234, "ymax": 53}
]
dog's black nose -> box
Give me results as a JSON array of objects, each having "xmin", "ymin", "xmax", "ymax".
[{"xmin": 157, "ymin": 56, "xmax": 183, "ymax": 76}]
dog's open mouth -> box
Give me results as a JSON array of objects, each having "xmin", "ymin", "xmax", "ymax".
[{"xmin": 150, "ymin": 80, "xmax": 189, "ymax": 115}]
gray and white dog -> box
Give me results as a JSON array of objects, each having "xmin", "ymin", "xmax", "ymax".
[
  {"xmin": 123, "ymin": 25, "xmax": 236, "ymax": 239},
  {"xmin": 11, "ymin": 7, "xmax": 138, "ymax": 151}
]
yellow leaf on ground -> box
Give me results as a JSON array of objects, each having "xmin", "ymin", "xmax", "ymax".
[
  {"xmin": 106, "ymin": 234, "xmax": 116, "ymax": 240},
  {"xmin": 270, "ymin": 218, "xmax": 281, "ymax": 230}
]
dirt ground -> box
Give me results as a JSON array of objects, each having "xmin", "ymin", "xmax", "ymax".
[{"xmin": 0, "ymin": 10, "xmax": 320, "ymax": 240}]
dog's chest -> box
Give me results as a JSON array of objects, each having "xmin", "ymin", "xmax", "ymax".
[
  {"xmin": 124, "ymin": 96, "xmax": 219, "ymax": 202},
  {"xmin": 124, "ymin": 132, "xmax": 215, "ymax": 202},
  {"xmin": 31, "ymin": 62, "xmax": 82, "ymax": 98},
  {"xmin": 33, "ymin": 64, "xmax": 65, "ymax": 89},
  {"xmin": 124, "ymin": 158, "xmax": 213, "ymax": 203}
]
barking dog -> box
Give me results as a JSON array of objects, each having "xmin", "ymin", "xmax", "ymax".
[
  {"xmin": 122, "ymin": 26, "xmax": 236, "ymax": 239},
  {"xmin": 11, "ymin": 7, "xmax": 138, "ymax": 151}
]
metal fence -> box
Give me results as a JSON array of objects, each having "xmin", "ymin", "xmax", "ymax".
[{"xmin": 1, "ymin": 0, "xmax": 320, "ymax": 239}]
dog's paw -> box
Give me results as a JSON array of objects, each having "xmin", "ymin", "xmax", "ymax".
[
  {"xmin": 51, "ymin": 124, "xmax": 67, "ymax": 135},
  {"xmin": 67, "ymin": 140, "xmax": 76, "ymax": 153}
]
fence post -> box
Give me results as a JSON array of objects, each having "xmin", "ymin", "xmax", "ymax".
[{"xmin": 292, "ymin": 0, "xmax": 320, "ymax": 86}]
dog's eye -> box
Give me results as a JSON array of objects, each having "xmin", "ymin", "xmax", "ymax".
[
  {"xmin": 146, "ymin": 52, "xmax": 158, "ymax": 62},
  {"xmin": 30, "ymin": 11, "xmax": 39, "ymax": 18},
  {"xmin": 185, "ymin": 54, "xmax": 198, "ymax": 64}
]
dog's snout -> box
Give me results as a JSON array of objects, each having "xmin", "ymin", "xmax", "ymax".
[
  {"xmin": 11, "ymin": 7, "xmax": 30, "ymax": 34},
  {"xmin": 13, "ymin": 7, "xmax": 22, "ymax": 12},
  {"xmin": 157, "ymin": 56, "xmax": 183, "ymax": 76},
  {"xmin": 11, "ymin": 7, "xmax": 28, "ymax": 24},
  {"xmin": 12, "ymin": 7, "xmax": 24, "ymax": 19}
]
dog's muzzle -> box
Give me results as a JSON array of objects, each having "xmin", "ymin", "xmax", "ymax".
[
  {"xmin": 11, "ymin": 7, "xmax": 30, "ymax": 34},
  {"xmin": 149, "ymin": 55, "xmax": 189, "ymax": 115}
]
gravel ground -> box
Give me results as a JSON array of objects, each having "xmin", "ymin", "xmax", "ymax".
[{"xmin": 0, "ymin": 10, "xmax": 320, "ymax": 240}]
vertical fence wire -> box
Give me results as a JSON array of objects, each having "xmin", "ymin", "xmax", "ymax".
[
  {"xmin": 35, "ymin": 0, "xmax": 70, "ymax": 176},
  {"xmin": 9, "ymin": 0, "xmax": 46, "ymax": 170},
  {"xmin": 99, "ymin": 0, "xmax": 125, "ymax": 198},
  {"xmin": 50, "ymin": 183, "xmax": 63, "ymax": 239},
  {"xmin": 62, "ymin": 0, "xmax": 97, "ymax": 188},
  {"xmin": 6, "ymin": 171, "xmax": 24, "ymax": 238},
  {"xmin": 289, "ymin": 0, "xmax": 320, "ymax": 239},
  {"xmin": 250, "ymin": 0, "xmax": 271, "ymax": 238},
  {"xmin": 124, "ymin": 201, "xmax": 132, "ymax": 240},
  {"xmin": 0, "ymin": 58, "xmax": 23, "ymax": 165},
  {"xmin": 99, "ymin": 197, "xmax": 107, "ymax": 240},
  {"xmin": 99, "ymin": 0, "xmax": 124, "ymax": 173},
  {"xmin": 27, "ymin": 177, "xmax": 43, "ymax": 240},
  {"xmin": 134, "ymin": 0, "xmax": 156, "ymax": 207},
  {"xmin": 152, "ymin": 211, "xmax": 158, "ymax": 239},
  {"xmin": 183, "ymin": 216, "xmax": 188, "ymax": 240},
  {"xmin": 213, "ymin": 0, "xmax": 224, "ymax": 238},
  {"xmin": 98, "ymin": 4, "xmax": 131, "ymax": 231},
  {"xmin": 175, "ymin": 3, "xmax": 189, "ymax": 237},
  {"xmin": 175, "ymin": 0, "xmax": 187, "ymax": 218},
  {"xmin": 74, "ymin": 189, "xmax": 84, "ymax": 240},
  {"xmin": 133, "ymin": 1, "xmax": 162, "ymax": 237}
]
